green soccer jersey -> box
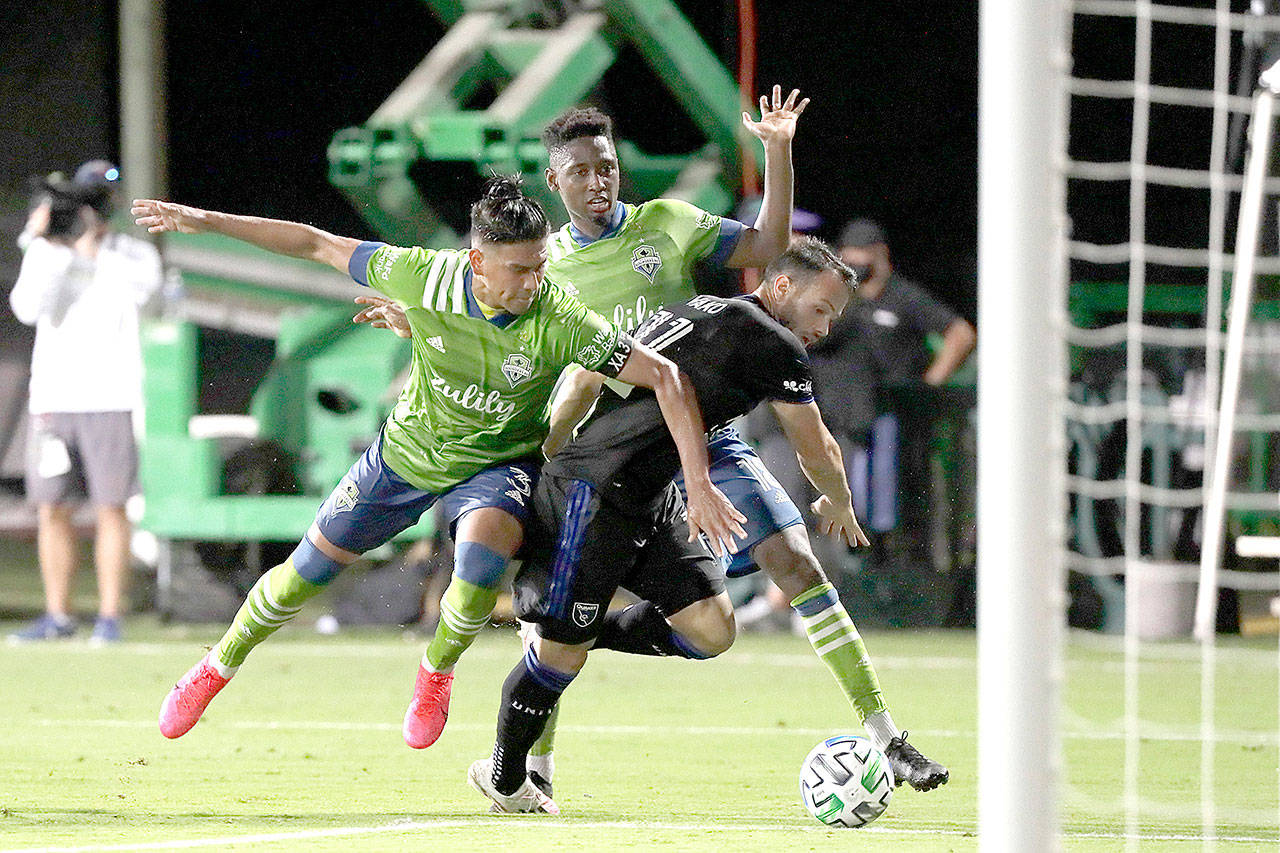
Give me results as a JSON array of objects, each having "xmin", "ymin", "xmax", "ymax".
[
  {"xmin": 545, "ymin": 199, "xmax": 742, "ymax": 331},
  {"xmin": 358, "ymin": 244, "xmax": 624, "ymax": 493}
]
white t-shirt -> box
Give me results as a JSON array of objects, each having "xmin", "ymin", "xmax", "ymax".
[{"xmin": 9, "ymin": 232, "xmax": 164, "ymax": 414}]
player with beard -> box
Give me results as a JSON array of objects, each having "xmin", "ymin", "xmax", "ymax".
[
  {"xmin": 361, "ymin": 95, "xmax": 945, "ymax": 796},
  {"xmin": 466, "ymin": 239, "xmax": 948, "ymax": 814}
]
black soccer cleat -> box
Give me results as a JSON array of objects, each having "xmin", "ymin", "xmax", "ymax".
[
  {"xmin": 884, "ymin": 731, "xmax": 949, "ymax": 792},
  {"xmin": 528, "ymin": 770, "xmax": 553, "ymax": 799}
]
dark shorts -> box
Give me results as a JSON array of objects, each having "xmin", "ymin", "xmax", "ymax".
[
  {"xmin": 25, "ymin": 411, "xmax": 138, "ymax": 506},
  {"xmin": 674, "ymin": 426, "xmax": 804, "ymax": 577},
  {"xmin": 315, "ymin": 433, "xmax": 540, "ymax": 554},
  {"xmin": 514, "ymin": 474, "xmax": 726, "ymax": 646}
]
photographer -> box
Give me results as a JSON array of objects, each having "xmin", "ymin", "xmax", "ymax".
[{"xmin": 8, "ymin": 161, "xmax": 165, "ymax": 643}]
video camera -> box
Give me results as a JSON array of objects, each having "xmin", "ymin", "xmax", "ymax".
[{"xmin": 30, "ymin": 161, "xmax": 119, "ymax": 240}]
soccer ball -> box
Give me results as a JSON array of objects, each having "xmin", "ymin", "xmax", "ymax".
[{"xmin": 799, "ymin": 734, "xmax": 894, "ymax": 828}]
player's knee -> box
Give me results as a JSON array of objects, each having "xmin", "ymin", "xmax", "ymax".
[
  {"xmin": 670, "ymin": 596, "xmax": 736, "ymax": 657},
  {"xmin": 453, "ymin": 541, "xmax": 509, "ymax": 589},
  {"xmin": 691, "ymin": 617, "xmax": 735, "ymax": 657},
  {"xmin": 291, "ymin": 533, "xmax": 355, "ymax": 585},
  {"xmin": 754, "ymin": 528, "xmax": 826, "ymax": 600}
]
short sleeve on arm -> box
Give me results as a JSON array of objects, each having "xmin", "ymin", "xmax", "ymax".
[
  {"xmin": 347, "ymin": 241, "xmax": 385, "ymax": 287},
  {"xmin": 648, "ymin": 199, "xmax": 741, "ymax": 268},
  {"xmin": 358, "ymin": 244, "xmax": 437, "ymax": 305},
  {"xmin": 895, "ymin": 279, "xmax": 961, "ymax": 334},
  {"xmin": 706, "ymin": 217, "xmax": 747, "ymax": 267},
  {"xmin": 745, "ymin": 329, "xmax": 815, "ymax": 405}
]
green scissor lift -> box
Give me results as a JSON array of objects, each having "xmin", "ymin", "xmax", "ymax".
[
  {"xmin": 327, "ymin": 0, "xmax": 750, "ymax": 245},
  {"xmin": 140, "ymin": 0, "xmax": 752, "ymax": 618}
]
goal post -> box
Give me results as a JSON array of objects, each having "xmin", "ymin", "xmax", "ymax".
[{"xmin": 977, "ymin": 0, "xmax": 1069, "ymax": 848}]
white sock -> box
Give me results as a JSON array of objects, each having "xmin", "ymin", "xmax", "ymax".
[
  {"xmin": 526, "ymin": 752, "xmax": 555, "ymax": 782},
  {"xmin": 206, "ymin": 653, "xmax": 238, "ymax": 680},
  {"xmin": 421, "ymin": 652, "xmax": 454, "ymax": 676},
  {"xmin": 863, "ymin": 710, "xmax": 900, "ymax": 751}
]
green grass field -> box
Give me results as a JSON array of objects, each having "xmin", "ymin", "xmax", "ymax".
[{"xmin": 1, "ymin": 619, "xmax": 1278, "ymax": 852}]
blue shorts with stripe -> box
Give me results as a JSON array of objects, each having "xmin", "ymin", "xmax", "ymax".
[
  {"xmin": 513, "ymin": 475, "xmax": 725, "ymax": 646},
  {"xmin": 314, "ymin": 433, "xmax": 539, "ymax": 554},
  {"xmin": 673, "ymin": 426, "xmax": 804, "ymax": 578}
]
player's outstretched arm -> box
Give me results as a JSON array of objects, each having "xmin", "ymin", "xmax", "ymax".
[
  {"xmin": 613, "ymin": 344, "xmax": 746, "ymax": 556},
  {"xmin": 728, "ymin": 85, "xmax": 810, "ymax": 269},
  {"xmin": 132, "ymin": 199, "xmax": 362, "ymax": 276},
  {"xmin": 543, "ymin": 366, "xmax": 605, "ymax": 459},
  {"xmin": 771, "ymin": 400, "xmax": 869, "ymax": 548}
]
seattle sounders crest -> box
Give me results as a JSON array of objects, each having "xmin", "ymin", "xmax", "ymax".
[
  {"xmin": 502, "ymin": 353, "xmax": 533, "ymax": 387},
  {"xmin": 632, "ymin": 244, "xmax": 662, "ymax": 283}
]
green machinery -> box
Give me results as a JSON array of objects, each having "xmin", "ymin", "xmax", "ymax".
[
  {"xmin": 138, "ymin": 0, "xmax": 751, "ymax": 618},
  {"xmin": 327, "ymin": 0, "xmax": 749, "ymax": 245}
]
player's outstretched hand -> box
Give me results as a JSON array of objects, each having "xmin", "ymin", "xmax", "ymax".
[
  {"xmin": 811, "ymin": 495, "xmax": 870, "ymax": 548},
  {"xmin": 353, "ymin": 295, "xmax": 412, "ymax": 338},
  {"xmin": 741, "ymin": 84, "xmax": 809, "ymax": 146},
  {"xmin": 132, "ymin": 199, "xmax": 207, "ymax": 235},
  {"xmin": 685, "ymin": 480, "xmax": 747, "ymax": 559}
]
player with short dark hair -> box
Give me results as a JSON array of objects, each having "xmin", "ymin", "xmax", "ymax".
[
  {"xmin": 467, "ymin": 239, "xmax": 948, "ymax": 814},
  {"xmin": 361, "ymin": 93, "xmax": 945, "ymax": 797},
  {"xmin": 131, "ymin": 177, "xmax": 743, "ymax": 753},
  {"xmin": 397, "ymin": 89, "xmax": 804, "ymax": 758}
]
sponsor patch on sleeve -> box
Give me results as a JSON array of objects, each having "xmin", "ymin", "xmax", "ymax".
[
  {"xmin": 598, "ymin": 333, "xmax": 635, "ymax": 379},
  {"xmin": 372, "ymin": 247, "xmax": 407, "ymax": 283}
]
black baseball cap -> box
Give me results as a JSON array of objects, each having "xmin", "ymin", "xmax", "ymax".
[{"xmin": 74, "ymin": 160, "xmax": 120, "ymax": 186}]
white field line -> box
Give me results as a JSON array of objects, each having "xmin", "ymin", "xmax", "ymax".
[
  {"xmin": 26, "ymin": 717, "xmax": 1280, "ymax": 748},
  {"xmin": 3, "ymin": 640, "xmax": 977, "ymax": 670},
  {"xmin": 3, "ymin": 817, "xmax": 1277, "ymax": 853},
  {"xmin": 13, "ymin": 636, "xmax": 1277, "ymax": 673}
]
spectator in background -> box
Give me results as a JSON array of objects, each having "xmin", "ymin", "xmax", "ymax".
[
  {"xmin": 7, "ymin": 161, "xmax": 165, "ymax": 643},
  {"xmin": 829, "ymin": 217, "xmax": 975, "ymax": 552},
  {"xmin": 742, "ymin": 217, "xmax": 975, "ymax": 629}
]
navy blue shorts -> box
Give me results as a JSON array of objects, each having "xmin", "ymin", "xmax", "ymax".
[
  {"xmin": 314, "ymin": 434, "xmax": 540, "ymax": 554},
  {"xmin": 514, "ymin": 476, "xmax": 724, "ymax": 646},
  {"xmin": 674, "ymin": 426, "xmax": 803, "ymax": 577}
]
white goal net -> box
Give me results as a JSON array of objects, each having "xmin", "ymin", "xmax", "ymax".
[{"xmin": 1054, "ymin": 0, "xmax": 1280, "ymax": 847}]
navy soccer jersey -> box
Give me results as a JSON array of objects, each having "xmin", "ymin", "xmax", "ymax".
[{"xmin": 545, "ymin": 293, "xmax": 813, "ymax": 511}]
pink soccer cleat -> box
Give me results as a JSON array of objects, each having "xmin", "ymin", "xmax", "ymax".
[
  {"xmin": 159, "ymin": 653, "xmax": 230, "ymax": 739},
  {"xmin": 403, "ymin": 665, "xmax": 454, "ymax": 749}
]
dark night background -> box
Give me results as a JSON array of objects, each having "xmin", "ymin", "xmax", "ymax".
[
  {"xmin": 0, "ymin": 0, "xmax": 979, "ymax": 327},
  {"xmin": 2, "ymin": 2, "xmax": 1264, "ymax": 345}
]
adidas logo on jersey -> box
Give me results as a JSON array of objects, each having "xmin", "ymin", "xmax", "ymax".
[{"xmin": 426, "ymin": 336, "xmax": 446, "ymax": 353}]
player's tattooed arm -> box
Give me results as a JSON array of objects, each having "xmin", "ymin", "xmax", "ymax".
[
  {"xmin": 543, "ymin": 366, "xmax": 605, "ymax": 459},
  {"xmin": 351, "ymin": 294, "xmax": 412, "ymax": 338},
  {"xmin": 727, "ymin": 85, "xmax": 810, "ymax": 269},
  {"xmin": 770, "ymin": 400, "xmax": 869, "ymax": 548},
  {"xmin": 132, "ymin": 199, "xmax": 362, "ymax": 275},
  {"xmin": 611, "ymin": 343, "xmax": 746, "ymax": 556}
]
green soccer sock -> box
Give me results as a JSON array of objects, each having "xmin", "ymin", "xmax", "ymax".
[
  {"xmin": 529, "ymin": 700, "xmax": 559, "ymax": 758},
  {"xmin": 791, "ymin": 582, "xmax": 888, "ymax": 722},
  {"xmin": 214, "ymin": 558, "xmax": 322, "ymax": 671},
  {"xmin": 422, "ymin": 577, "xmax": 499, "ymax": 673}
]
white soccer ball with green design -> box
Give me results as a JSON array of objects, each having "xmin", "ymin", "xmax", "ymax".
[{"xmin": 799, "ymin": 735, "xmax": 894, "ymax": 827}]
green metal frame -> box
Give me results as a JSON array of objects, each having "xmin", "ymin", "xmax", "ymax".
[
  {"xmin": 139, "ymin": 233, "xmax": 429, "ymax": 544},
  {"xmin": 328, "ymin": 0, "xmax": 747, "ymax": 244}
]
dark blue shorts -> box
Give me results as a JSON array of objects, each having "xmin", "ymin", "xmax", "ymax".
[
  {"xmin": 674, "ymin": 426, "xmax": 804, "ymax": 577},
  {"xmin": 314, "ymin": 434, "xmax": 540, "ymax": 554}
]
